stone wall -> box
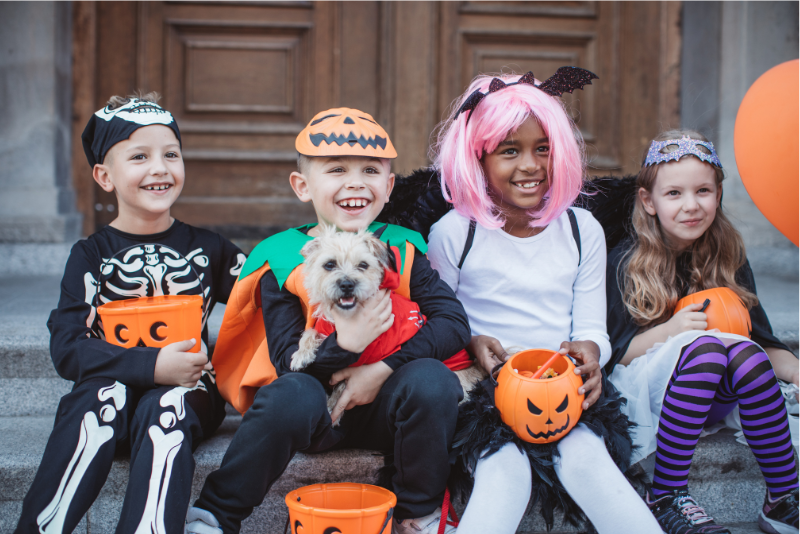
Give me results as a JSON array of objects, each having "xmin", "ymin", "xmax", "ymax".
[{"xmin": 0, "ymin": 2, "xmax": 80, "ymax": 243}]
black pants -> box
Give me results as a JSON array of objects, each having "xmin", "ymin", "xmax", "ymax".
[
  {"xmin": 16, "ymin": 375, "xmax": 226, "ymax": 534},
  {"xmin": 195, "ymin": 359, "xmax": 463, "ymax": 534}
]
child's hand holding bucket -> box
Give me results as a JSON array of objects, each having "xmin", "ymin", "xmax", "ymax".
[
  {"xmin": 154, "ymin": 339, "xmax": 211, "ymax": 388},
  {"xmin": 558, "ymin": 340, "xmax": 602, "ymax": 410},
  {"xmin": 467, "ymin": 335, "xmax": 511, "ymax": 375}
]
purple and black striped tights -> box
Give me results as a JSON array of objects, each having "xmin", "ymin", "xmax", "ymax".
[{"xmin": 652, "ymin": 336, "xmax": 798, "ymax": 498}]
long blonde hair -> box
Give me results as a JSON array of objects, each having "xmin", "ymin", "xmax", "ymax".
[{"xmin": 621, "ymin": 130, "xmax": 758, "ymax": 326}]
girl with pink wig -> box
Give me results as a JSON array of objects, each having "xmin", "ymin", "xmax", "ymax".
[{"xmin": 427, "ymin": 71, "xmax": 661, "ymax": 533}]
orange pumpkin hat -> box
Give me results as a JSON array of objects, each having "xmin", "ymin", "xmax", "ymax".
[{"xmin": 296, "ymin": 108, "xmax": 397, "ymax": 159}]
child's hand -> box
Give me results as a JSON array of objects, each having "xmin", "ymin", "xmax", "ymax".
[
  {"xmin": 331, "ymin": 289, "xmax": 393, "ymax": 353},
  {"xmin": 665, "ymin": 303, "xmax": 708, "ymax": 337},
  {"xmin": 467, "ymin": 335, "xmax": 510, "ymax": 375},
  {"xmin": 329, "ymin": 361, "xmax": 394, "ymax": 422},
  {"xmin": 154, "ymin": 339, "xmax": 211, "ymax": 388},
  {"xmin": 559, "ymin": 340, "xmax": 602, "ymax": 410}
]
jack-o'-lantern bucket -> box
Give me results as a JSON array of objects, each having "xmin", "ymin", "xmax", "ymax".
[
  {"xmin": 97, "ymin": 295, "xmax": 203, "ymax": 352},
  {"xmin": 93, "ymin": 243, "xmax": 206, "ymax": 353},
  {"xmin": 285, "ymin": 483, "xmax": 396, "ymax": 534},
  {"xmin": 494, "ymin": 349, "xmax": 584, "ymax": 444},
  {"xmin": 674, "ymin": 287, "xmax": 751, "ymax": 338}
]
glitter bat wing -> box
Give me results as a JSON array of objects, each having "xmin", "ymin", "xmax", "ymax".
[
  {"xmin": 454, "ymin": 89, "xmax": 487, "ymax": 120},
  {"xmin": 537, "ymin": 67, "xmax": 599, "ymax": 97}
]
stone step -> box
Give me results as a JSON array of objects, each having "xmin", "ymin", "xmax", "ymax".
[{"xmin": 0, "ymin": 415, "xmax": 769, "ymax": 534}]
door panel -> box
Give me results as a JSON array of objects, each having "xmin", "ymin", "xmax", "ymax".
[{"xmin": 73, "ymin": 1, "xmax": 681, "ymax": 246}]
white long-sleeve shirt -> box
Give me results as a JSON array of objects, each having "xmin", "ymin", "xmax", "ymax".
[{"xmin": 427, "ymin": 207, "xmax": 611, "ymax": 367}]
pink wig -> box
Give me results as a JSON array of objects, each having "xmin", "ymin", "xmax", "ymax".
[{"xmin": 432, "ymin": 73, "xmax": 585, "ymax": 229}]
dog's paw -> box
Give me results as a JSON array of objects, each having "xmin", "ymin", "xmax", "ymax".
[
  {"xmin": 290, "ymin": 349, "xmax": 315, "ymax": 371},
  {"xmin": 291, "ymin": 329, "xmax": 323, "ymax": 371},
  {"xmin": 327, "ymin": 381, "xmax": 347, "ymax": 426}
]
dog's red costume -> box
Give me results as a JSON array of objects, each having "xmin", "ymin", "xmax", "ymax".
[{"xmin": 314, "ymin": 246, "xmax": 471, "ymax": 369}]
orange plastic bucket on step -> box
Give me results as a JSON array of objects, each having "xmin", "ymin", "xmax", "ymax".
[
  {"xmin": 97, "ymin": 295, "xmax": 203, "ymax": 353},
  {"xmin": 285, "ymin": 483, "xmax": 396, "ymax": 534}
]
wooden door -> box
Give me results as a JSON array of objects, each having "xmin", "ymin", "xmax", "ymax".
[{"xmin": 72, "ymin": 1, "xmax": 681, "ymax": 248}]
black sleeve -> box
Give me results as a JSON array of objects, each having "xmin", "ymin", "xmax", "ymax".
[
  {"xmin": 213, "ymin": 235, "xmax": 245, "ymax": 305},
  {"xmin": 604, "ymin": 242, "xmax": 640, "ymax": 374},
  {"xmin": 380, "ymin": 251, "xmax": 471, "ymax": 370},
  {"xmin": 736, "ymin": 259, "xmax": 794, "ymax": 354},
  {"xmin": 261, "ymin": 271, "xmax": 360, "ymax": 381},
  {"xmin": 47, "ymin": 242, "xmax": 160, "ymax": 387}
]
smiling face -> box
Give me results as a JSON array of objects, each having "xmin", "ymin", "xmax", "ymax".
[
  {"xmin": 290, "ymin": 156, "xmax": 394, "ymax": 235},
  {"xmin": 639, "ymin": 157, "xmax": 721, "ymax": 251},
  {"xmin": 93, "ymin": 125, "xmax": 184, "ymax": 231},
  {"xmin": 481, "ymin": 116, "xmax": 551, "ymax": 235}
]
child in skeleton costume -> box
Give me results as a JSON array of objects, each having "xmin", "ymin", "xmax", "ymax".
[
  {"xmin": 187, "ymin": 109, "xmax": 470, "ymax": 534},
  {"xmin": 15, "ymin": 94, "xmax": 245, "ymax": 534},
  {"xmin": 605, "ymin": 131, "xmax": 798, "ymax": 534},
  {"xmin": 422, "ymin": 70, "xmax": 662, "ymax": 534}
]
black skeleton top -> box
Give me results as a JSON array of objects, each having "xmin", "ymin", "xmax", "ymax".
[
  {"xmin": 604, "ymin": 238, "xmax": 792, "ymax": 374},
  {"xmin": 48, "ymin": 221, "xmax": 245, "ymax": 388}
]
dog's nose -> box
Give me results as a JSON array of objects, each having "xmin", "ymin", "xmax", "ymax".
[{"xmin": 338, "ymin": 279, "xmax": 355, "ymax": 293}]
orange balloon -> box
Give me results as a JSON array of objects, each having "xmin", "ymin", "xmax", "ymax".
[{"xmin": 734, "ymin": 60, "xmax": 799, "ymax": 246}]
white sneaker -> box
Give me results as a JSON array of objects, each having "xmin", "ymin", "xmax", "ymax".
[
  {"xmin": 393, "ymin": 507, "xmax": 457, "ymax": 534},
  {"xmin": 185, "ymin": 506, "xmax": 223, "ymax": 534}
]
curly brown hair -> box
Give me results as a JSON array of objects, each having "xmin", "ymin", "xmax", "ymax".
[{"xmin": 106, "ymin": 90, "xmax": 161, "ymax": 111}]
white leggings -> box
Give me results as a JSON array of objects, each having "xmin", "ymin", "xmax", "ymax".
[{"xmin": 456, "ymin": 425, "xmax": 662, "ymax": 534}]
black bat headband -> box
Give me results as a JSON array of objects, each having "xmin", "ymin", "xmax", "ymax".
[{"xmin": 454, "ymin": 67, "xmax": 599, "ymax": 123}]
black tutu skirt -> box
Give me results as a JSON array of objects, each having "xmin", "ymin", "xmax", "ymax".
[{"xmin": 449, "ymin": 373, "xmax": 638, "ymax": 532}]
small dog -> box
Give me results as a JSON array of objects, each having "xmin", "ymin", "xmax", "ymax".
[{"xmin": 290, "ymin": 226, "xmax": 485, "ymax": 424}]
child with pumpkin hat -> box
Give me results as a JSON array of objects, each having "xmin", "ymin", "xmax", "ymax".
[
  {"xmin": 605, "ymin": 130, "xmax": 798, "ymax": 534},
  {"xmin": 15, "ymin": 92, "xmax": 245, "ymax": 534},
  {"xmin": 186, "ymin": 108, "xmax": 470, "ymax": 534}
]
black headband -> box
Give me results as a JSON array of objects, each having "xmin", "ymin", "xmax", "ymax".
[
  {"xmin": 454, "ymin": 67, "xmax": 599, "ymax": 123},
  {"xmin": 81, "ymin": 99, "xmax": 182, "ymax": 168}
]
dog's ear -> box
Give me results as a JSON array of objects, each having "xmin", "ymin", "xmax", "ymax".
[
  {"xmin": 300, "ymin": 237, "xmax": 320, "ymax": 259},
  {"xmin": 364, "ymin": 234, "xmax": 391, "ymax": 268}
]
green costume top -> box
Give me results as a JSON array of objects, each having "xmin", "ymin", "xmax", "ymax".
[{"xmin": 239, "ymin": 222, "xmax": 428, "ymax": 288}]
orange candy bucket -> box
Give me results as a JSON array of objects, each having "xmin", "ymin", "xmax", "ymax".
[
  {"xmin": 285, "ymin": 483, "xmax": 396, "ymax": 534},
  {"xmin": 97, "ymin": 295, "xmax": 203, "ymax": 353},
  {"xmin": 494, "ymin": 349, "xmax": 585, "ymax": 444}
]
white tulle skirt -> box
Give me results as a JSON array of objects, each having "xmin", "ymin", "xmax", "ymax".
[{"xmin": 607, "ymin": 330, "xmax": 751, "ymax": 465}]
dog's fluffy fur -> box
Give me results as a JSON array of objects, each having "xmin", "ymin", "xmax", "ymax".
[{"xmin": 290, "ymin": 226, "xmax": 485, "ymax": 425}]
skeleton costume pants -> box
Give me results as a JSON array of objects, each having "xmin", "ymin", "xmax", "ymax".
[
  {"xmin": 195, "ymin": 359, "xmax": 463, "ymax": 534},
  {"xmin": 16, "ymin": 375, "xmax": 226, "ymax": 534}
]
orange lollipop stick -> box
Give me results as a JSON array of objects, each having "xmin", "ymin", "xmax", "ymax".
[{"xmin": 531, "ymin": 351, "xmax": 562, "ymax": 379}]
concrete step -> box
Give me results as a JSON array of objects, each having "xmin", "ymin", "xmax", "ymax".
[
  {"xmin": 0, "ymin": 414, "xmax": 771, "ymax": 534},
  {"xmin": 0, "ymin": 271, "xmax": 793, "ymax": 533}
]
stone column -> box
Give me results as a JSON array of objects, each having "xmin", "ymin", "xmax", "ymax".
[
  {"xmin": 0, "ymin": 2, "xmax": 80, "ymax": 243},
  {"xmin": 682, "ymin": 1, "xmax": 798, "ymax": 279}
]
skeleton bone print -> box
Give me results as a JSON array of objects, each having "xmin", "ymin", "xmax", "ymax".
[{"xmin": 84, "ymin": 244, "xmax": 216, "ymax": 351}]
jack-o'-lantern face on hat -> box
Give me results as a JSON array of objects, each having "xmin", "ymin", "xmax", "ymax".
[{"xmin": 296, "ymin": 108, "xmax": 397, "ymax": 159}]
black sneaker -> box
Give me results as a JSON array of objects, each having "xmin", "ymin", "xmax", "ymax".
[
  {"xmin": 645, "ymin": 488, "xmax": 731, "ymax": 534},
  {"xmin": 759, "ymin": 488, "xmax": 799, "ymax": 534}
]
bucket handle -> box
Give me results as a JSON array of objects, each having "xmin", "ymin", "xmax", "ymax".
[
  {"xmin": 487, "ymin": 362, "xmax": 505, "ymax": 388},
  {"xmin": 379, "ymin": 507, "xmax": 394, "ymax": 534},
  {"xmin": 92, "ymin": 243, "xmax": 207, "ymax": 315}
]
